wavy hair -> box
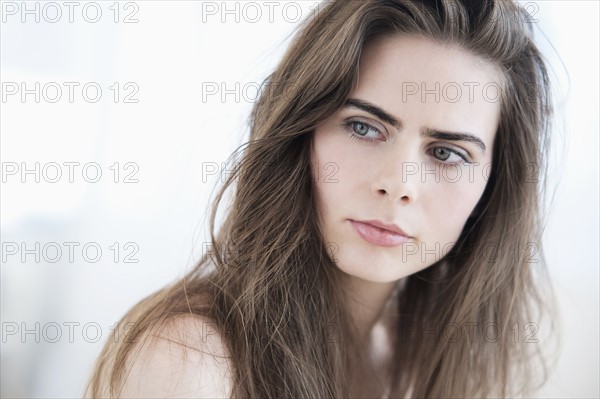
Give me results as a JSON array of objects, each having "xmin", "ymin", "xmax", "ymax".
[{"xmin": 85, "ymin": 0, "xmax": 559, "ymax": 397}]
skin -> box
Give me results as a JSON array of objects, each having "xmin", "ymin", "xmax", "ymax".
[
  {"xmin": 115, "ymin": 315, "xmax": 234, "ymax": 398},
  {"xmin": 310, "ymin": 34, "xmax": 503, "ymax": 342}
]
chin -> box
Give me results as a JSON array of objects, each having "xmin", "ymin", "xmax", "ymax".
[{"xmin": 334, "ymin": 257, "xmax": 407, "ymax": 284}]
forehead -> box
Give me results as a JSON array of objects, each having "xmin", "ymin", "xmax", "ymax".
[
  {"xmin": 359, "ymin": 34, "xmax": 503, "ymax": 85},
  {"xmin": 353, "ymin": 34, "xmax": 503, "ymax": 144}
]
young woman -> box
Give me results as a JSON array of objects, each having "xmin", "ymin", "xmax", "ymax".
[{"xmin": 85, "ymin": 0, "xmax": 558, "ymax": 397}]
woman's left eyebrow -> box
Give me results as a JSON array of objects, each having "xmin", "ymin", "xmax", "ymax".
[
  {"xmin": 343, "ymin": 98, "xmax": 487, "ymax": 154},
  {"xmin": 421, "ymin": 129, "xmax": 487, "ymax": 153}
]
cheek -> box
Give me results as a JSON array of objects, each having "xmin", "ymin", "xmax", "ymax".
[
  {"xmin": 423, "ymin": 173, "xmax": 488, "ymax": 237},
  {"xmin": 311, "ymin": 129, "xmax": 357, "ymax": 203},
  {"xmin": 311, "ymin": 158, "xmax": 352, "ymax": 218},
  {"xmin": 311, "ymin": 131, "xmax": 340, "ymax": 217}
]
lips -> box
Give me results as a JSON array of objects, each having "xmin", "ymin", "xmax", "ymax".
[
  {"xmin": 356, "ymin": 219, "xmax": 410, "ymax": 236},
  {"xmin": 349, "ymin": 219, "xmax": 412, "ymax": 247}
]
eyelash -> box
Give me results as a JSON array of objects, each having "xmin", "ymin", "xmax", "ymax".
[{"xmin": 342, "ymin": 119, "xmax": 471, "ymax": 165}]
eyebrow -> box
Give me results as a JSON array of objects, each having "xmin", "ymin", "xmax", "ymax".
[
  {"xmin": 345, "ymin": 98, "xmax": 401, "ymax": 129},
  {"xmin": 422, "ymin": 129, "xmax": 487, "ymax": 153},
  {"xmin": 344, "ymin": 98, "xmax": 487, "ymax": 153}
]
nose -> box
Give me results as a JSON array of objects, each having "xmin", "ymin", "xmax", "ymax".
[{"xmin": 371, "ymin": 148, "xmax": 419, "ymax": 204}]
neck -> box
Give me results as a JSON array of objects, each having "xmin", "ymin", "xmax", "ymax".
[
  {"xmin": 343, "ymin": 276, "xmax": 398, "ymax": 399},
  {"xmin": 343, "ymin": 275, "xmax": 399, "ymax": 341}
]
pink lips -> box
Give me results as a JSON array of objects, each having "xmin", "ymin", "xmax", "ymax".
[{"xmin": 349, "ymin": 219, "xmax": 412, "ymax": 247}]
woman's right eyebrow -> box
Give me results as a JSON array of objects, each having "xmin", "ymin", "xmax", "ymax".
[{"xmin": 344, "ymin": 98, "xmax": 402, "ymax": 130}]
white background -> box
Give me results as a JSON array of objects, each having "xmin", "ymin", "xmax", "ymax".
[{"xmin": 1, "ymin": 1, "xmax": 598, "ymax": 397}]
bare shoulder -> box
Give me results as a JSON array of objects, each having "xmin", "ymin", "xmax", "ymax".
[{"xmin": 118, "ymin": 313, "xmax": 234, "ymax": 398}]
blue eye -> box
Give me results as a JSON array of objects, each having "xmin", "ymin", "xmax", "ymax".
[
  {"xmin": 429, "ymin": 146, "xmax": 469, "ymax": 165},
  {"xmin": 434, "ymin": 147, "xmax": 452, "ymax": 161},
  {"xmin": 343, "ymin": 120, "xmax": 383, "ymax": 142},
  {"xmin": 353, "ymin": 122, "xmax": 372, "ymax": 136}
]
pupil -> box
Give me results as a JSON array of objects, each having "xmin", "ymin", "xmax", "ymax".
[
  {"xmin": 436, "ymin": 148, "xmax": 450, "ymax": 160},
  {"xmin": 356, "ymin": 123, "xmax": 368, "ymax": 135}
]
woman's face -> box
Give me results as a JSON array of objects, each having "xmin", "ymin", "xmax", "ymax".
[{"xmin": 311, "ymin": 35, "xmax": 502, "ymax": 283}]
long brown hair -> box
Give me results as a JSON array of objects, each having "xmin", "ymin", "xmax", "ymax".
[{"xmin": 85, "ymin": 0, "xmax": 559, "ymax": 397}]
